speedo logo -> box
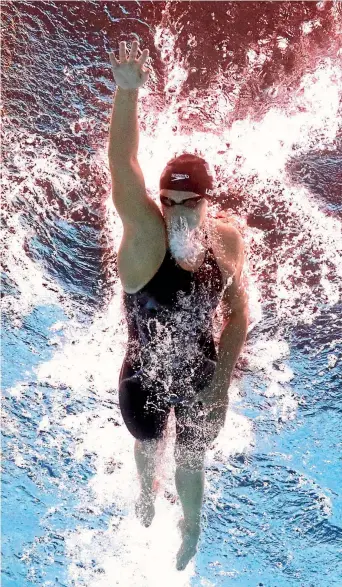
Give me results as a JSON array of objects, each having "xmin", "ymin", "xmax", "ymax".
[
  {"xmin": 171, "ymin": 173, "xmax": 190, "ymax": 181},
  {"xmin": 205, "ymin": 188, "xmax": 214, "ymax": 196}
]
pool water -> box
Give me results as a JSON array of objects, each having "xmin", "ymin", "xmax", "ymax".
[{"xmin": 1, "ymin": 2, "xmax": 341, "ymax": 586}]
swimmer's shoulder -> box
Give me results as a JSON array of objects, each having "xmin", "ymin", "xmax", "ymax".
[
  {"xmin": 210, "ymin": 217, "xmax": 244, "ymax": 248},
  {"xmin": 209, "ymin": 217, "xmax": 245, "ymax": 277}
]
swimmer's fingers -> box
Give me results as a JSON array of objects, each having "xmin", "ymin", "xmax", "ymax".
[
  {"xmin": 204, "ymin": 415, "xmax": 225, "ymax": 445},
  {"xmin": 110, "ymin": 41, "xmax": 149, "ymax": 68},
  {"xmin": 109, "ymin": 52, "xmax": 120, "ymax": 69},
  {"xmin": 128, "ymin": 40, "xmax": 150, "ymax": 66},
  {"xmin": 205, "ymin": 399, "xmax": 228, "ymax": 434},
  {"xmin": 128, "ymin": 40, "xmax": 138, "ymax": 62},
  {"xmin": 198, "ymin": 391, "xmax": 228, "ymax": 421},
  {"xmin": 137, "ymin": 47, "xmax": 150, "ymax": 67},
  {"xmin": 119, "ymin": 40, "xmax": 128, "ymax": 63},
  {"xmin": 187, "ymin": 385, "xmax": 222, "ymax": 409}
]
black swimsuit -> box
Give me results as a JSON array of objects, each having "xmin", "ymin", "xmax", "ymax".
[{"xmin": 118, "ymin": 240, "xmax": 225, "ymax": 449}]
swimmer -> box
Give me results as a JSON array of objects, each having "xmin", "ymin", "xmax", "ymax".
[{"xmin": 108, "ymin": 40, "xmax": 249, "ymax": 571}]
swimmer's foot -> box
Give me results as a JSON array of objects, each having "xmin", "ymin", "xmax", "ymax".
[
  {"xmin": 135, "ymin": 492, "xmax": 155, "ymax": 528},
  {"xmin": 176, "ymin": 518, "xmax": 201, "ymax": 571}
]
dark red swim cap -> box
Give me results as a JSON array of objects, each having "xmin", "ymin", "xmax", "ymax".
[{"xmin": 159, "ymin": 153, "xmax": 215, "ymax": 199}]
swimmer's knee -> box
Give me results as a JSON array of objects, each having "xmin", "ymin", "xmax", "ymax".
[
  {"xmin": 135, "ymin": 437, "xmax": 159, "ymax": 449},
  {"xmin": 135, "ymin": 437, "xmax": 161, "ymax": 457},
  {"xmin": 174, "ymin": 442, "xmax": 205, "ymax": 470}
]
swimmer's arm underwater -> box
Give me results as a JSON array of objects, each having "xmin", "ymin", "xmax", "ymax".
[
  {"xmin": 210, "ymin": 283, "xmax": 249, "ymax": 395},
  {"xmin": 186, "ymin": 279, "xmax": 248, "ymax": 436},
  {"xmin": 187, "ymin": 228, "xmax": 249, "ymax": 416},
  {"xmin": 209, "ymin": 226, "xmax": 249, "ymax": 400}
]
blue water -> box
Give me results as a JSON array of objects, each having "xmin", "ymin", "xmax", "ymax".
[{"xmin": 2, "ymin": 1, "xmax": 341, "ymax": 585}]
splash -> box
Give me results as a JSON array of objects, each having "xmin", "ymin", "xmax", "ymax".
[{"xmin": 167, "ymin": 216, "xmax": 206, "ymax": 264}]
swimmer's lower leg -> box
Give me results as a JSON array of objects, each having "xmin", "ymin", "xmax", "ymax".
[
  {"xmin": 174, "ymin": 461, "xmax": 205, "ymax": 569},
  {"xmin": 134, "ymin": 438, "xmax": 161, "ymax": 527},
  {"xmin": 175, "ymin": 466, "xmax": 204, "ymax": 528},
  {"xmin": 134, "ymin": 438, "xmax": 159, "ymax": 499}
]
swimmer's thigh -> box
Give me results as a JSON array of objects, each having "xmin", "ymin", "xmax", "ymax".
[
  {"xmin": 174, "ymin": 401, "xmax": 225, "ymax": 469},
  {"xmin": 174, "ymin": 402, "xmax": 209, "ymax": 452},
  {"xmin": 174, "ymin": 366, "xmax": 228, "ymax": 462},
  {"xmin": 174, "ymin": 357, "xmax": 222, "ymax": 450},
  {"xmin": 118, "ymin": 361, "xmax": 170, "ymax": 442}
]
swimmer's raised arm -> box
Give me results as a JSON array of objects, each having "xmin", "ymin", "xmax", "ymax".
[
  {"xmin": 108, "ymin": 40, "xmax": 150, "ymax": 163},
  {"xmin": 107, "ymin": 41, "xmax": 166, "ymax": 292},
  {"xmin": 107, "ymin": 40, "xmax": 163, "ymax": 226}
]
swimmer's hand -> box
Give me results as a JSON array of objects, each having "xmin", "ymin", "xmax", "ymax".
[
  {"xmin": 109, "ymin": 40, "xmax": 151, "ymax": 90},
  {"xmin": 184, "ymin": 381, "xmax": 229, "ymax": 428}
]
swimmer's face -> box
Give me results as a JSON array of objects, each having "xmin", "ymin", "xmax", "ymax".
[{"xmin": 160, "ymin": 190, "xmax": 208, "ymax": 230}]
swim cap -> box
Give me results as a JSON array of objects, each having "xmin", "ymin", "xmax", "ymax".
[{"xmin": 159, "ymin": 153, "xmax": 215, "ymax": 199}]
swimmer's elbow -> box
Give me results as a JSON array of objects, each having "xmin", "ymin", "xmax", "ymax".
[
  {"xmin": 231, "ymin": 290, "xmax": 249, "ymax": 318},
  {"xmin": 221, "ymin": 284, "xmax": 249, "ymax": 323}
]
